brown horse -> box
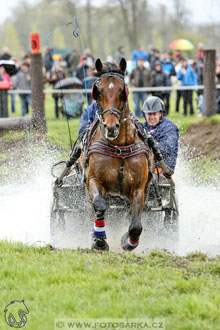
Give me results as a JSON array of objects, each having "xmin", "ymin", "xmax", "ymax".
[{"xmin": 79, "ymin": 58, "xmax": 151, "ymax": 251}]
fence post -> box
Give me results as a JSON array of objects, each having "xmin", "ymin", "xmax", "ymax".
[
  {"xmin": 0, "ymin": 89, "xmax": 8, "ymax": 118},
  {"xmin": 30, "ymin": 32, "xmax": 47, "ymax": 133},
  {"xmin": 204, "ymin": 49, "xmax": 216, "ymax": 117}
]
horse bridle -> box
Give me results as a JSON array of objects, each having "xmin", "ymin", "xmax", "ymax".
[{"xmin": 92, "ymin": 72, "xmax": 130, "ymax": 125}]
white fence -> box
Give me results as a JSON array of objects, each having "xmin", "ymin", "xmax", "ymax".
[{"xmin": 7, "ymin": 85, "xmax": 220, "ymax": 95}]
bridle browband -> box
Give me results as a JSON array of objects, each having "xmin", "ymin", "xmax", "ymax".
[{"xmin": 93, "ymin": 72, "xmax": 130, "ymax": 125}]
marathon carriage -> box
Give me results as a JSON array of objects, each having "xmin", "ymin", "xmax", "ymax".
[
  {"xmin": 50, "ymin": 58, "xmax": 179, "ymax": 251},
  {"xmin": 50, "ymin": 163, "xmax": 179, "ymax": 249}
]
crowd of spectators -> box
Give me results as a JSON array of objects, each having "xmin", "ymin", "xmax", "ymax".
[{"xmin": 0, "ymin": 43, "xmax": 220, "ymax": 118}]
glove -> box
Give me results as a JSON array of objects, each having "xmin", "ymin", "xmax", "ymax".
[{"xmin": 163, "ymin": 165, "xmax": 173, "ymax": 179}]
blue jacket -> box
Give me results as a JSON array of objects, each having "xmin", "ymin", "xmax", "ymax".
[
  {"xmin": 131, "ymin": 49, "xmax": 148, "ymax": 65},
  {"xmin": 143, "ymin": 117, "xmax": 179, "ymax": 171},
  {"xmin": 160, "ymin": 58, "xmax": 176, "ymax": 85},
  {"xmin": 177, "ymin": 66, "xmax": 197, "ymax": 86},
  {"xmin": 78, "ymin": 102, "xmax": 97, "ymax": 137}
]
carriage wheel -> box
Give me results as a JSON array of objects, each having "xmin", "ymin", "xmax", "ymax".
[
  {"xmin": 163, "ymin": 192, "xmax": 179, "ymax": 237},
  {"xmin": 164, "ymin": 209, "xmax": 179, "ymax": 233}
]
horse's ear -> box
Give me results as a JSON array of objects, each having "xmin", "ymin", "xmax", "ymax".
[
  {"xmin": 95, "ymin": 58, "xmax": 103, "ymax": 73},
  {"xmin": 118, "ymin": 58, "xmax": 127, "ymax": 74},
  {"xmin": 91, "ymin": 83, "xmax": 98, "ymax": 100}
]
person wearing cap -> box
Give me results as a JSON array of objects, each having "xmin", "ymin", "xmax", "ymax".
[{"xmin": 142, "ymin": 96, "xmax": 179, "ymax": 176}]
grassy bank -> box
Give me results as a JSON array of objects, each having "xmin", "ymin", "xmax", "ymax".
[{"xmin": 0, "ymin": 241, "xmax": 220, "ymax": 330}]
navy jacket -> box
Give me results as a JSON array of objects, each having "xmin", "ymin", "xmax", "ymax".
[
  {"xmin": 143, "ymin": 117, "xmax": 179, "ymax": 171},
  {"xmin": 78, "ymin": 102, "xmax": 97, "ymax": 137}
]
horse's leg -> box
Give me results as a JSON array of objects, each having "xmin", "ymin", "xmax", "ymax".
[
  {"xmin": 89, "ymin": 179, "xmax": 109, "ymax": 251},
  {"xmin": 121, "ymin": 188, "xmax": 145, "ymax": 251}
]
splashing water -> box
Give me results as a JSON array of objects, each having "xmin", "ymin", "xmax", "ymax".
[{"xmin": 0, "ymin": 146, "xmax": 220, "ymax": 256}]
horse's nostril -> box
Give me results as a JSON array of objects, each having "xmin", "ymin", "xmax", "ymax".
[
  {"xmin": 116, "ymin": 124, "xmax": 120, "ymax": 129},
  {"xmin": 104, "ymin": 123, "xmax": 107, "ymax": 128}
]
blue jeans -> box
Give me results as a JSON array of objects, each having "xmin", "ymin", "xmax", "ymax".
[
  {"xmin": 11, "ymin": 94, "xmax": 15, "ymax": 113},
  {"xmin": 19, "ymin": 94, "xmax": 31, "ymax": 116},
  {"xmin": 133, "ymin": 92, "xmax": 147, "ymax": 117}
]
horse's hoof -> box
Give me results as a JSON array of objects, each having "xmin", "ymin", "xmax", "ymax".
[
  {"xmin": 91, "ymin": 237, "xmax": 109, "ymax": 251},
  {"xmin": 121, "ymin": 232, "xmax": 139, "ymax": 251}
]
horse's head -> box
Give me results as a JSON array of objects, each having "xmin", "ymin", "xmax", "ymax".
[{"xmin": 92, "ymin": 58, "xmax": 128, "ymax": 140}]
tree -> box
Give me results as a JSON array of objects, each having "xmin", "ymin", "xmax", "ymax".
[{"xmin": 1, "ymin": 21, "xmax": 22, "ymax": 57}]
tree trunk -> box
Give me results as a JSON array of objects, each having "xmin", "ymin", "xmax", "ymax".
[
  {"xmin": 30, "ymin": 53, "xmax": 47, "ymax": 133},
  {"xmin": 131, "ymin": 0, "xmax": 138, "ymax": 49},
  {"xmin": 86, "ymin": 0, "xmax": 93, "ymax": 52},
  {"xmin": 204, "ymin": 49, "xmax": 216, "ymax": 117}
]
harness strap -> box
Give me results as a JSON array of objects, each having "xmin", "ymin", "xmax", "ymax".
[
  {"xmin": 118, "ymin": 158, "xmax": 125, "ymax": 194},
  {"xmin": 88, "ymin": 139, "xmax": 149, "ymax": 159}
]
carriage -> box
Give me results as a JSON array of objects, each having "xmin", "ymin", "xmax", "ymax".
[
  {"xmin": 50, "ymin": 58, "xmax": 179, "ymax": 251},
  {"xmin": 50, "ymin": 163, "xmax": 179, "ymax": 249}
]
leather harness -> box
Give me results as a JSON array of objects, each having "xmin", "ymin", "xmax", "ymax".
[{"xmin": 83, "ymin": 72, "xmax": 149, "ymax": 194}]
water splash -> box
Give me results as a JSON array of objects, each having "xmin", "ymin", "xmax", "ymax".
[{"xmin": 0, "ymin": 145, "xmax": 220, "ymax": 256}]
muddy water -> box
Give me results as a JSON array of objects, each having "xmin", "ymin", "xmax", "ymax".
[{"xmin": 0, "ymin": 152, "xmax": 220, "ymax": 256}]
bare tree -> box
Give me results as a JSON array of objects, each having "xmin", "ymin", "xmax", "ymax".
[
  {"xmin": 86, "ymin": 0, "xmax": 93, "ymax": 51},
  {"xmin": 172, "ymin": 0, "xmax": 189, "ymax": 31}
]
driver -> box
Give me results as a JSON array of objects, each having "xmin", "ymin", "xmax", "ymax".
[{"xmin": 142, "ymin": 96, "xmax": 179, "ymax": 177}]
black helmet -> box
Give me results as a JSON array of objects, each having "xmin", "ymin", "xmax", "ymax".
[{"xmin": 143, "ymin": 96, "xmax": 165, "ymax": 113}]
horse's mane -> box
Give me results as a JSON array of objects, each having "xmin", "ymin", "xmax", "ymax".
[{"xmin": 87, "ymin": 62, "xmax": 124, "ymax": 78}]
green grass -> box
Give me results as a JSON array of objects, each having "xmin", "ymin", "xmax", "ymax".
[
  {"xmin": 189, "ymin": 153, "xmax": 220, "ymax": 182},
  {"xmin": 0, "ymin": 241, "xmax": 220, "ymax": 330}
]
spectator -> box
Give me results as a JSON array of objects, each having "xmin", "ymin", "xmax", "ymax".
[
  {"xmin": 65, "ymin": 49, "xmax": 79, "ymax": 77},
  {"xmin": 177, "ymin": 58, "xmax": 197, "ymax": 116},
  {"xmin": 168, "ymin": 51, "xmax": 176, "ymax": 65},
  {"xmin": 12, "ymin": 62, "xmax": 31, "ymax": 116},
  {"xmin": 151, "ymin": 61, "xmax": 169, "ymax": 101},
  {"xmin": 0, "ymin": 65, "xmax": 11, "ymax": 84},
  {"xmin": 129, "ymin": 57, "xmax": 152, "ymax": 118},
  {"xmin": 84, "ymin": 48, "xmax": 95, "ymax": 67},
  {"xmin": 76, "ymin": 56, "xmax": 89, "ymax": 82},
  {"xmin": 196, "ymin": 57, "xmax": 204, "ymax": 115},
  {"xmin": 160, "ymin": 51, "xmax": 176, "ymax": 115},
  {"xmin": 44, "ymin": 48, "xmax": 53, "ymax": 75},
  {"xmin": 147, "ymin": 45, "xmax": 155, "ymax": 66},
  {"xmin": 150, "ymin": 49, "xmax": 160, "ymax": 70},
  {"xmin": 23, "ymin": 52, "xmax": 31, "ymax": 66},
  {"xmin": 131, "ymin": 45, "xmax": 148, "ymax": 66},
  {"xmin": 175, "ymin": 50, "xmax": 183, "ymax": 63},
  {"xmin": 49, "ymin": 65, "xmax": 66, "ymax": 118},
  {"xmin": 0, "ymin": 47, "xmax": 11, "ymax": 60},
  {"xmin": 197, "ymin": 42, "xmax": 204, "ymax": 62},
  {"xmin": 116, "ymin": 46, "xmax": 125, "ymax": 64}
]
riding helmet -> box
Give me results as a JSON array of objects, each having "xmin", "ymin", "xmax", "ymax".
[{"xmin": 143, "ymin": 96, "xmax": 165, "ymax": 113}]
